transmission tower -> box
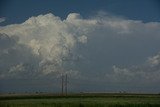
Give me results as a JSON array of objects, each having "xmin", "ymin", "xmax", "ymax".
[
  {"xmin": 65, "ymin": 74, "xmax": 67, "ymax": 95},
  {"xmin": 61, "ymin": 74, "xmax": 68, "ymax": 96},
  {"xmin": 60, "ymin": 45, "xmax": 81, "ymax": 96}
]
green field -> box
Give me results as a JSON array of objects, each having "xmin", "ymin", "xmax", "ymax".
[{"xmin": 0, "ymin": 93, "xmax": 160, "ymax": 107}]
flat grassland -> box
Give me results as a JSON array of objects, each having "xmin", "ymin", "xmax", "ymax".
[{"xmin": 0, "ymin": 93, "xmax": 160, "ymax": 107}]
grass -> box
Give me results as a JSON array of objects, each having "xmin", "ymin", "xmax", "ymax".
[{"xmin": 0, "ymin": 93, "xmax": 160, "ymax": 107}]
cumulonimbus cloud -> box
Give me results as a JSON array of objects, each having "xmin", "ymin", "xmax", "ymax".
[
  {"xmin": 0, "ymin": 12, "xmax": 160, "ymax": 85},
  {"xmin": 0, "ymin": 13, "xmax": 92, "ymax": 77}
]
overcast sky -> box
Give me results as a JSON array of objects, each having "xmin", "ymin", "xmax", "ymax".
[{"xmin": 0, "ymin": 0, "xmax": 160, "ymax": 93}]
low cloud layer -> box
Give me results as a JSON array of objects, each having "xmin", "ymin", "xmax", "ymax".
[
  {"xmin": 107, "ymin": 52, "xmax": 160, "ymax": 83},
  {"xmin": 0, "ymin": 18, "xmax": 5, "ymax": 23},
  {"xmin": 0, "ymin": 12, "xmax": 160, "ymax": 92}
]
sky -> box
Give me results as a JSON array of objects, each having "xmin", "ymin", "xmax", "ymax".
[{"xmin": 0, "ymin": 0, "xmax": 160, "ymax": 93}]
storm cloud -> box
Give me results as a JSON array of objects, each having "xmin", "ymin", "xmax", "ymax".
[{"xmin": 0, "ymin": 12, "xmax": 160, "ymax": 92}]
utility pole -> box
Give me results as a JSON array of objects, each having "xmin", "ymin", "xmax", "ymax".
[
  {"xmin": 65, "ymin": 74, "xmax": 67, "ymax": 95},
  {"xmin": 61, "ymin": 74, "xmax": 68, "ymax": 96}
]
